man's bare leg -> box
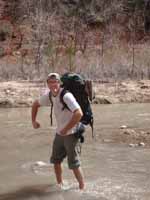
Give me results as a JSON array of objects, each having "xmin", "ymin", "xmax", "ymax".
[
  {"xmin": 72, "ymin": 167, "xmax": 84, "ymax": 189},
  {"xmin": 54, "ymin": 163, "xmax": 63, "ymax": 184}
]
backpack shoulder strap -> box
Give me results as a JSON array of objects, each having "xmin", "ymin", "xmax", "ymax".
[
  {"xmin": 49, "ymin": 92, "xmax": 53, "ymax": 126},
  {"xmin": 60, "ymin": 89, "xmax": 70, "ymax": 111}
]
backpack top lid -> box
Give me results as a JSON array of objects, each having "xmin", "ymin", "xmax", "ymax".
[
  {"xmin": 60, "ymin": 72, "xmax": 85, "ymax": 87},
  {"xmin": 60, "ymin": 72, "xmax": 94, "ymax": 102}
]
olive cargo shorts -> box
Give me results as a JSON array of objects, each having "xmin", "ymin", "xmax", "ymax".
[{"xmin": 50, "ymin": 134, "xmax": 80, "ymax": 169}]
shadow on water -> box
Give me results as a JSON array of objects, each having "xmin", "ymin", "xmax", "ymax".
[
  {"xmin": 0, "ymin": 183, "xmax": 108, "ymax": 200},
  {"xmin": 0, "ymin": 184, "xmax": 53, "ymax": 200}
]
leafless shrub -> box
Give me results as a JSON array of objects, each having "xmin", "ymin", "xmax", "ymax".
[{"xmin": 1, "ymin": 0, "xmax": 150, "ymax": 81}]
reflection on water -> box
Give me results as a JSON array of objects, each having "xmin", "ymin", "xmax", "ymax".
[{"xmin": 0, "ymin": 104, "xmax": 150, "ymax": 200}]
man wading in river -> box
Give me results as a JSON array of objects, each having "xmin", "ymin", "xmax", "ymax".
[{"xmin": 31, "ymin": 73, "xmax": 85, "ymax": 190}]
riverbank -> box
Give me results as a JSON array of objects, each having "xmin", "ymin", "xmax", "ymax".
[{"xmin": 1, "ymin": 80, "xmax": 150, "ymax": 108}]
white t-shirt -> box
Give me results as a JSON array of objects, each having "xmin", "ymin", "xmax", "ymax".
[{"xmin": 39, "ymin": 88, "xmax": 80, "ymax": 135}]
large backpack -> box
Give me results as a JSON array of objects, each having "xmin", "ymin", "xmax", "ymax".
[{"xmin": 49, "ymin": 72, "xmax": 94, "ymax": 139}]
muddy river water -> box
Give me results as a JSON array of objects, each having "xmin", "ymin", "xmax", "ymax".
[{"xmin": 0, "ymin": 104, "xmax": 150, "ymax": 200}]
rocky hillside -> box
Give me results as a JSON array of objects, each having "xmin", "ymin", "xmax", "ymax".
[{"xmin": 0, "ymin": 0, "xmax": 150, "ymax": 81}]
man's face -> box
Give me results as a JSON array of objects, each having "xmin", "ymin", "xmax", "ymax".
[{"xmin": 47, "ymin": 78, "xmax": 60, "ymax": 95}]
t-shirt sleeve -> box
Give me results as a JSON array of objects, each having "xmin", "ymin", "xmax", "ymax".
[
  {"xmin": 63, "ymin": 92, "xmax": 80, "ymax": 112},
  {"xmin": 39, "ymin": 93, "xmax": 50, "ymax": 106}
]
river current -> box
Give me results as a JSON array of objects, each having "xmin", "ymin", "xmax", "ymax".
[{"xmin": 0, "ymin": 104, "xmax": 150, "ymax": 200}]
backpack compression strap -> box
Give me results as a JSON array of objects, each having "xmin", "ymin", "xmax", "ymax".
[{"xmin": 49, "ymin": 92, "xmax": 53, "ymax": 126}]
